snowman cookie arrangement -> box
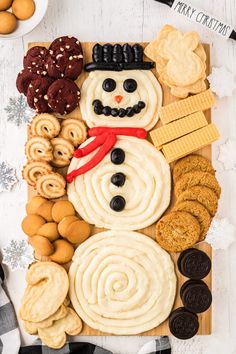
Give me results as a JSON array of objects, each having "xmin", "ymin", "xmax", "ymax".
[{"xmin": 67, "ymin": 43, "xmax": 171, "ymax": 230}]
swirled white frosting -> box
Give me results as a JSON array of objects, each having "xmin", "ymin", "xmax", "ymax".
[
  {"xmin": 80, "ymin": 70, "xmax": 162, "ymax": 131},
  {"xmin": 69, "ymin": 230, "xmax": 176, "ymax": 335},
  {"xmin": 67, "ymin": 136, "xmax": 171, "ymax": 230}
]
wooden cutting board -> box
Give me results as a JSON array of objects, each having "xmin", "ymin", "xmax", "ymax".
[{"xmin": 28, "ymin": 41, "xmax": 212, "ymax": 336}]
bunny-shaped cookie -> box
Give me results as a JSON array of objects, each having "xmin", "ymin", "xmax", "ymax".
[
  {"xmin": 158, "ymin": 30, "xmax": 205, "ymax": 86},
  {"xmin": 38, "ymin": 308, "xmax": 82, "ymax": 349}
]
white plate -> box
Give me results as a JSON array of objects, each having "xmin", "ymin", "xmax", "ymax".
[{"xmin": 0, "ymin": 0, "xmax": 48, "ymax": 40}]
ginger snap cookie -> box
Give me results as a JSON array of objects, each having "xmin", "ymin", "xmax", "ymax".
[
  {"xmin": 176, "ymin": 186, "xmax": 218, "ymax": 217},
  {"xmin": 173, "ymin": 154, "xmax": 215, "ymax": 183},
  {"xmin": 156, "ymin": 211, "xmax": 200, "ymax": 252},
  {"xmin": 174, "ymin": 171, "xmax": 221, "ymax": 198},
  {"xmin": 173, "ymin": 201, "xmax": 211, "ymax": 241}
]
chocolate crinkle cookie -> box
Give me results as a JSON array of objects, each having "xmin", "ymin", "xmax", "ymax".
[
  {"xmin": 169, "ymin": 307, "xmax": 199, "ymax": 340},
  {"xmin": 46, "ymin": 78, "xmax": 80, "ymax": 115},
  {"xmin": 23, "ymin": 46, "xmax": 49, "ymax": 76},
  {"xmin": 16, "ymin": 69, "xmax": 37, "ymax": 95},
  {"xmin": 27, "ymin": 76, "xmax": 54, "ymax": 113},
  {"xmin": 46, "ymin": 36, "xmax": 83, "ymax": 80}
]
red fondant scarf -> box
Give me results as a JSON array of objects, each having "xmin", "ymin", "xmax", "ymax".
[{"xmin": 66, "ymin": 127, "xmax": 147, "ymax": 183}]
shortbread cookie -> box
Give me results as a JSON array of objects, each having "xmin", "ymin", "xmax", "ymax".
[
  {"xmin": 27, "ymin": 76, "xmax": 54, "ymax": 113},
  {"xmin": 157, "ymin": 30, "xmax": 204, "ymax": 86},
  {"xmin": 46, "ymin": 79, "xmax": 80, "ymax": 115},
  {"xmin": 176, "ymin": 186, "xmax": 218, "ymax": 217},
  {"xmin": 180, "ymin": 280, "xmax": 212, "ymax": 313},
  {"xmin": 16, "ymin": 69, "xmax": 37, "ymax": 95},
  {"xmin": 173, "ymin": 154, "xmax": 215, "ymax": 183},
  {"xmin": 30, "ymin": 114, "xmax": 60, "ymax": 139},
  {"xmin": 22, "ymin": 161, "xmax": 53, "ymax": 187},
  {"xmin": 25, "ymin": 136, "xmax": 53, "ymax": 162},
  {"xmin": 156, "ymin": 211, "xmax": 200, "ymax": 252},
  {"xmin": 69, "ymin": 230, "xmax": 176, "ymax": 335},
  {"xmin": 38, "ymin": 308, "xmax": 82, "ymax": 349},
  {"xmin": 177, "ymin": 248, "xmax": 211, "ymax": 280},
  {"xmin": 59, "ymin": 118, "xmax": 87, "ymax": 147},
  {"xmin": 67, "ymin": 136, "xmax": 171, "ymax": 230},
  {"xmin": 51, "ymin": 138, "xmax": 74, "ymax": 167},
  {"xmin": 175, "ymin": 171, "xmax": 221, "ymax": 198},
  {"xmin": 169, "ymin": 307, "xmax": 199, "ymax": 339},
  {"xmin": 23, "ymin": 46, "xmax": 49, "ymax": 76},
  {"xmin": 24, "ymin": 304, "xmax": 68, "ymax": 335},
  {"xmin": 173, "ymin": 201, "xmax": 211, "ymax": 241},
  {"xmin": 36, "ymin": 172, "xmax": 66, "ymax": 199},
  {"xmin": 20, "ymin": 262, "xmax": 69, "ymax": 322}
]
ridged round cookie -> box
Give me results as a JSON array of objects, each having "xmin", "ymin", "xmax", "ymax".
[
  {"xmin": 176, "ymin": 186, "xmax": 218, "ymax": 217},
  {"xmin": 30, "ymin": 114, "xmax": 61, "ymax": 139},
  {"xmin": 173, "ymin": 154, "xmax": 215, "ymax": 183},
  {"xmin": 174, "ymin": 171, "xmax": 221, "ymax": 198},
  {"xmin": 59, "ymin": 118, "xmax": 87, "ymax": 147},
  {"xmin": 173, "ymin": 201, "xmax": 211, "ymax": 241},
  {"xmin": 156, "ymin": 211, "xmax": 200, "ymax": 252},
  {"xmin": 36, "ymin": 172, "xmax": 66, "ymax": 199},
  {"xmin": 25, "ymin": 136, "xmax": 53, "ymax": 162}
]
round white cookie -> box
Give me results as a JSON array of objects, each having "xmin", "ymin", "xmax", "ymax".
[
  {"xmin": 80, "ymin": 70, "xmax": 162, "ymax": 131},
  {"xmin": 69, "ymin": 230, "xmax": 176, "ymax": 335},
  {"xmin": 67, "ymin": 136, "xmax": 171, "ymax": 230}
]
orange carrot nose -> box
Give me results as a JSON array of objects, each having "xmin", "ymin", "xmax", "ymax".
[{"xmin": 115, "ymin": 95, "xmax": 123, "ymax": 103}]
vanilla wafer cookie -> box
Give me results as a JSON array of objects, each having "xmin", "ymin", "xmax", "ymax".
[
  {"xmin": 160, "ymin": 90, "xmax": 215, "ymax": 124},
  {"xmin": 150, "ymin": 111, "xmax": 207, "ymax": 148},
  {"xmin": 162, "ymin": 124, "xmax": 220, "ymax": 163}
]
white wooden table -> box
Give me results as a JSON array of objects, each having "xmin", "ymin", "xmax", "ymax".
[{"xmin": 0, "ymin": 0, "xmax": 236, "ymax": 353}]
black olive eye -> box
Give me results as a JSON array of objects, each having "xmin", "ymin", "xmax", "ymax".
[
  {"xmin": 123, "ymin": 79, "xmax": 137, "ymax": 93},
  {"xmin": 102, "ymin": 78, "xmax": 116, "ymax": 92}
]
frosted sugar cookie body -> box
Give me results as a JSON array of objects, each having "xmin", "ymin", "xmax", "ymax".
[{"xmin": 69, "ymin": 230, "xmax": 176, "ymax": 335}]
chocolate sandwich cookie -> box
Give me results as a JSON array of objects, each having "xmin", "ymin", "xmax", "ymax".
[
  {"xmin": 180, "ymin": 279, "xmax": 212, "ymax": 313},
  {"xmin": 27, "ymin": 76, "xmax": 54, "ymax": 113},
  {"xmin": 47, "ymin": 36, "xmax": 83, "ymax": 80},
  {"xmin": 23, "ymin": 46, "xmax": 49, "ymax": 76},
  {"xmin": 178, "ymin": 248, "xmax": 211, "ymax": 279},
  {"xmin": 46, "ymin": 78, "xmax": 80, "ymax": 115},
  {"xmin": 16, "ymin": 69, "xmax": 37, "ymax": 96},
  {"xmin": 169, "ymin": 307, "xmax": 199, "ymax": 339}
]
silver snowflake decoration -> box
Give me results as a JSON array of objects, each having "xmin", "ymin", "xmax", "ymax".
[
  {"xmin": 4, "ymin": 94, "xmax": 34, "ymax": 127},
  {"xmin": 218, "ymin": 139, "xmax": 236, "ymax": 171},
  {"xmin": 2, "ymin": 239, "xmax": 34, "ymax": 271},
  {"xmin": 0, "ymin": 161, "xmax": 18, "ymax": 192}
]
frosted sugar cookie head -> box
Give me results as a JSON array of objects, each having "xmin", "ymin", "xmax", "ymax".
[{"xmin": 80, "ymin": 43, "xmax": 162, "ymax": 131}]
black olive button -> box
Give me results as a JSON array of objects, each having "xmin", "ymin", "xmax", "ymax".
[
  {"xmin": 123, "ymin": 79, "xmax": 137, "ymax": 93},
  {"xmin": 102, "ymin": 78, "xmax": 116, "ymax": 92},
  {"xmin": 138, "ymin": 101, "xmax": 145, "ymax": 109},
  {"xmin": 110, "ymin": 195, "xmax": 126, "ymax": 211},
  {"xmin": 111, "ymin": 172, "xmax": 126, "ymax": 187},
  {"xmin": 111, "ymin": 148, "xmax": 125, "ymax": 164}
]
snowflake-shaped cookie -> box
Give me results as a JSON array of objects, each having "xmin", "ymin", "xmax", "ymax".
[
  {"xmin": 2, "ymin": 239, "xmax": 34, "ymax": 271},
  {"xmin": 205, "ymin": 218, "xmax": 235, "ymax": 250},
  {"xmin": 218, "ymin": 139, "xmax": 236, "ymax": 171},
  {"xmin": 207, "ymin": 67, "xmax": 236, "ymax": 98},
  {"xmin": 4, "ymin": 94, "xmax": 34, "ymax": 127},
  {"xmin": 0, "ymin": 161, "xmax": 18, "ymax": 192}
]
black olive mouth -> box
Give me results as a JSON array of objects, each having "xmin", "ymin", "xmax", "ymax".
[{"xmin": 92, "ymin": 99, "xmax": 146, "ymax": 118}]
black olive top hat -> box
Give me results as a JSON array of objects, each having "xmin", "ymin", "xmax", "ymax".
[{"xmin": 84, "ymin": 43, "xmax": 154, "ymax": 72}]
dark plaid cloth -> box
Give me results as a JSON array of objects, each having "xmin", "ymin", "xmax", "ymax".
[{"xmin": 0, "ymin": 263, "xmax": 171, "ymax": 354}]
